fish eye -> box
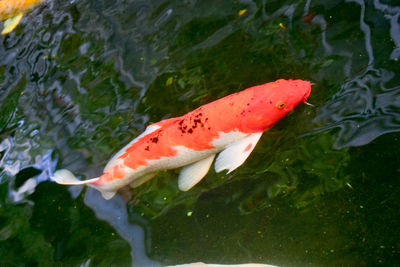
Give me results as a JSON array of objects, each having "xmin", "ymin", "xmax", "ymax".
[{"xmin": 276, "ymin": 102, "xmax": 286, "ymax": 109}]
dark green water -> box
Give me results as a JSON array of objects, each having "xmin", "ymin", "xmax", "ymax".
[{"xmin": 1, "ymin": 0, "xmax": 399, "ymax": 266}]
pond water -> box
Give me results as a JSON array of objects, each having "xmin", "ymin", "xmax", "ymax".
[{"xmin": 1, "ymin": 0, "xmax": 399, "ymax": 266}]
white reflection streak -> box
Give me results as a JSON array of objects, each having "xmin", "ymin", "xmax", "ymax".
[
  {"xmin": 388, "ymin": 13, "xmax": 400, "ymax": 60},
  {"xmin": 67, "ymin": 69, "xmax": 88, "ymax": 94},
  {"xmin": 0, "ymin": 138, "xmax": 15, "ymax": 174},
  {"xmin": 346, "ymin": 0, "xmax": 374, "ymax": 66},
  {"xmin": 191, "ymin": 0, "xmax": 257, "ymax": 51},
  {"xmin": 310, "ymin": 15, "xmax": 332, "ymax": 55},
  {"xmin": 303, "ymin": 0, "xmax": 312, "ymax": 15},
  {"xmin": 116, "ymin": 55, "xmax": 147, "ymax": 112},
  {"xmin": 84, "ymin": 189, "xmax": 162, "ymax": 267},
  {"xmin": 0, "ymin": 138, "xmax": 22, "ymax": 180},
  {"xmin": 305, "ymin": 4, "xmax": 352, "ymax": 76},
  {"xmin": 374, "ymin": 0, "xmax": 400, "ymax": 60},
  {"xmin": 9, "ymin": 178, "xmax": 37, "ymax": 203},
  {"xmin": 0, "ymin": 138, "xmax": 56, "ymax": 203}
]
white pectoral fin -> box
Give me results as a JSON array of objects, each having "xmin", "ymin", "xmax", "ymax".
[
  {"xmin": 2, "ymin": 13, "xmax": 24, "ymax": 35},
  {"xmin": 214, "ymin": 132, "xmax": 263, "ymax": 174},
  {"xmin": 52, "ymin": 169, "xmax": 100, "ymax": 185},
  {"xmin": 178, "ymin": 154, "xmax": 216, "ymax": 191}
]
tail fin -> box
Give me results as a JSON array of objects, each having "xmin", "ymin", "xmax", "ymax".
[
  {"xmin": 51, "ymin": 169, "xmax": 100, "ymax": 185},
  {"xmin": 51, "ymin": 169, "xmax": 116, "ymax": 200}
]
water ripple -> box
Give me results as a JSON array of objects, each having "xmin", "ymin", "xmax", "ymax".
[
  {"xmin": 312, "ymin": 0, "xmax": 400, "ymax": 148},
  {"xmin": 0, "ymin": 0, "xmax": 399, "ymax": 264},
  {"xmin": 315, "ymin": 68, "xmax": 400, "ymax": 148}
]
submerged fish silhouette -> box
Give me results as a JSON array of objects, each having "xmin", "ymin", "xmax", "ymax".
[
  {"xmin": 52, "ymin": 79, "xmax": 312, "ymax": 199},
  {"xmin": 0, "ymin": 0, "xmax": 45, "ymax": 34}
]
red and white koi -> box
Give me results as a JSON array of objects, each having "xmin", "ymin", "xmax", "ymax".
[{"xmin": 52, "ymin": 79, "xmax": 311, "ymax": 199}]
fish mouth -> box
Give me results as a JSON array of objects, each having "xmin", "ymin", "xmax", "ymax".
[
  {"xmin": 302, "ymin": 98, "xmax": 314, "ymax": 106},
  {"xmin": 301, "ymin": 82, "xmax": 313, "ymax": 106}
]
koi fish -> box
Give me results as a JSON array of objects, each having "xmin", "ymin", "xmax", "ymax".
[
  {"xmin": 52, "ymin": 79, "xmax": 311, "ymax": 200},
  {"xmin": 0, "ymin": 0, "xmax": 44, "ymax": 34}
]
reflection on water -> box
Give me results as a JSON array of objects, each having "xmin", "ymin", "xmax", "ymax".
[
  {"xmin": 84, "ymin": 188, "xmax": 162, "ymax": 267},
  {"xmin": 0, "ymin": 0, "xmax": 400, "ymax": 266},
  {"xmin": 313, "ymin": 0, "xmax": 400, "ymax": 148},
  {"xmin": 315, "ymin": 67, "xmax": 400, "ymax": 148}
]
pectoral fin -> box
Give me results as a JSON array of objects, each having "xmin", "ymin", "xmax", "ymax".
[
  {"xmin": 130, "ymin": 171, "xmax": 159, "ymax": 188},
  {"xmin": 2, "ymin": 13, "xmax": 24, "ymax": 35},
  {"xmin": 100, "ymin": 190, "xmax": 117, "ymax": 200},
  {"xmin": 178, "ymin": 154, "xmax": 216, "ymax": 191},
  {"xmin": 215, "ymin": 132, "xmax": 263, "ymax": 174}
]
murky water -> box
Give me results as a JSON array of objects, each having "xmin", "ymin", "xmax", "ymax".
[{"xmin": 1, "ymin": 0, "xmax": 399, "ymax": 266}]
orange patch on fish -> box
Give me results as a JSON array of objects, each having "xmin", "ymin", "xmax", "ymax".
[{"xmin": 243, "ymin": 144, "xmax": 253, "ymax": 153}]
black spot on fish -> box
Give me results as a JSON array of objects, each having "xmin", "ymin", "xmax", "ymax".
[
  {"xmin": 178, "ymin": 119, "xmax": 187, "ymax": 133},
  {"xmin": 145, "ymin": 146, "xmax": 149, "ymax": 151},
  {"xmin": 188, "ymin": 128, "xmax": 193, "ymax": 133},
  {"xmin": 151, "ymin": 137, "xmax": 158, "ymax": 143}
]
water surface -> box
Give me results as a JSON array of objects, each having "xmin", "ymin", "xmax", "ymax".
[{"xmin": 1, "ymin": 0, "xmax": 399, "ymax": 266}]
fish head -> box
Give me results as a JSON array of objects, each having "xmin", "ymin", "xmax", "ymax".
[
  {"xmin": 240, "ymin": 79, "xmax": 312, "ymax": 131},
  {"xmin": 269, "ymin": 79, "xmax": 311, "ymax": 112}
]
